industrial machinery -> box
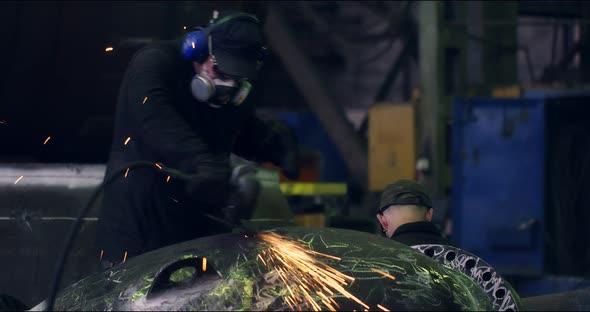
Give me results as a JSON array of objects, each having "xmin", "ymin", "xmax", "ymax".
[
  {"xmin": 0, "ymin": 158, "xmax": 525, "ymax": 312},
  {"xmin": 2, "ymin": 156, "xmax": 590, "ymax": 311},
  {"xmin": 451, "ymin": 89, "xmax": 590, "ymax": 296}
]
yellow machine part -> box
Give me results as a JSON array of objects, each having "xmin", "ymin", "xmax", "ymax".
[{"xmin": 368, "ymin": 103, "xmax": 416, "ymax": 192}]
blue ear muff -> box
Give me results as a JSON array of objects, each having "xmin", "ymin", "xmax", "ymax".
[
  {"xmin": 182, "ymin": 31, "xmax": 209, "ymax": 63},
  {"xmin": 182, "ymin": 13, "xmax": 262, "ymax": 65}
]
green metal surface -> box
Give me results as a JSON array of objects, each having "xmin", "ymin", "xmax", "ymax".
[{"xmin": 47, "ymin": 227, "xmax": 510, "ymax": 311}]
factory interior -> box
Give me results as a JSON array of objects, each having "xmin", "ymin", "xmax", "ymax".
[{"xmin": 1, "ymin": 1, "xmax": 590, "ymax": 311}]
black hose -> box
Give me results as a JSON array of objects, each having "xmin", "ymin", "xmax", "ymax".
[{"xmin": 45, "ymin": 161, "xmax": 193, "ymax": 311}]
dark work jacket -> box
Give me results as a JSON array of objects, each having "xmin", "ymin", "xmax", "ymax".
[
  {"xmin": 96, "ymin": 38, "xmax": 274, "ymax": 264},
  {"xmin": 391, "ymin": 221, "xmax": 459, "ymax": 247}
]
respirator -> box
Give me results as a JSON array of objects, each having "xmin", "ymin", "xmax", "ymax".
[{"xmin": 190, "ymin": 70, "xmax": 252, "ymax": 108}]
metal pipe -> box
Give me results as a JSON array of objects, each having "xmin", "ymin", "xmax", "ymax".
[{"xmin": 0, "ymin": 163, "xmax": 105, "ymax": 187}]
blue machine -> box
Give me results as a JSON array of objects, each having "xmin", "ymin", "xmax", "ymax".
[
  {"xmin": 451, "ymin": 90, "xmax": 590, "ymax": 296},
  {"xmin": 451, "ymin": 96, "xmax": 546, "ymax": 276}
]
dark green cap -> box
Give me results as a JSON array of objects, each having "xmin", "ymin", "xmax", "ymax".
[{"xmin": 378, "ymin": 179, "xmax": 433, "ymax": 214}]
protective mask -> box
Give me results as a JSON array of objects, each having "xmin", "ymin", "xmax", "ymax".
[{"xmin": 190, "ymin": 71, "xmax": 251, "ymax": 108}]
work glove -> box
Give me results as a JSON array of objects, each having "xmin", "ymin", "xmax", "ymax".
[
  {"xmin": 260, "ymin": 121, "xmax": 300, "ymax": 179},
  {"xmin": 222, "ymin": 164, "xmax": 260, "ymax": 227},
  {"xmin": 185, "ymin": 162, "xmax": 231, "ymax": 207}
]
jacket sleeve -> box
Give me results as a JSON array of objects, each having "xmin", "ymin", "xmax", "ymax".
[
  {"xmin": 125, "ymin": 47, "xmax": 227, "ymax": 173},
  {"xmin": 232, "ymin": 111, "xmax": 273, "ymax": 162},
  {"xmin": 233, "ymin": 112, "xmax": 301, "ymax": 179}
]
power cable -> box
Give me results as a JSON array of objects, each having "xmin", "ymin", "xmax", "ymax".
[{"xmin": 44, "ymin": 161, "xmax": 232, "ymax": 311}]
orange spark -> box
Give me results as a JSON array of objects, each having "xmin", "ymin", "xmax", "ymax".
[
  {"xmin": 257, "ymin": 253, "xmax": 267, "ymax": 266},
  {"xmin": 183, "ymin": 26, "xmax": 187, "ymax": 30},
  {"xmin": 370, "ymin": 268, "xmax": 396, "ymax": 281},
  {"xmin": 122, "ymin": 251, "xmax": 128, "ymax": 263},
  {"xmin": 202, "ymin": 257, "xmax": 207, "ymax": 272},
  {"xmin": 166, "ymin": 175, "xmax": 171, "ymax": 183},
  {"xmin": 14, "ymin": 176, "xmax": 23, "ymax": 184},
  {"xmin": 317, "ymin": 291, "xmax": 336, "ymax": 311},
  {"xmin": 43, "ymin": 136, "xmax": 51, "ymax": 145},
  {"xmin": 323, "ymin": 285, "xmax": 334, "ymax": 296},
  {"xmin": 105, "ymin": 46, "xmax": 113, "ymax": 52},
  {"xmin": 142, "ymin": 96, "xmax": 148, "ymax": 104},
  {"xmin": 308, "ymin": 249, "xmax": 342, "ymax": 261},
  {"xmin": 191, "ymin": 41, "xmax": 195, "ymax": 49},
  {"xmin": 284, "ymin": 296, "xmax": 296, "ymax": 311},
  {"xmin": 99, "ymin": 250, "xmax": 104, "ymax": 261},
  {"xmin": 124, "ymin": 137, "xmax": 131, "ymax": 145},
  {"xmin": 377, "ymin": 304, "xmax": 390, "ymax": 311},
  {"xmin": 328, "ymin": 297, "xmax": 340, "ymax": 308},
  {"xmin": 155, "ymin": 163, "xmax": 162, "ymax": 169},
  {"xmin": 124, "ymin": 168, "xmax": 129, "ymax": 178},
  {"xmin": 258, "ymin": 232, "xmax": 369, "ymax": 311}
]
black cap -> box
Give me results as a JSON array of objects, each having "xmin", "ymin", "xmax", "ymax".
[
  {"xmin": 378, "ymin": 180, "xmax": 433, "ymax": 214},
  {"xmin": 209, "ymin": 11, "xmax": 266, "ymax": 80}
]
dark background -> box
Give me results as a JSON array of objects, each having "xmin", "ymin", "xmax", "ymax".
[{"xmin": 0, "ymin": 1, "xmax": 307, "ymax": 164}]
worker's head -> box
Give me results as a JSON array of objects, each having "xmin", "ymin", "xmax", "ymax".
[
  {"xmin": 376, "ymin": 180, "xmax": 433, "ymax": 238},
  {"xmin": 183, "ymin": 10, "xmax": 267, "ymax": 108}
]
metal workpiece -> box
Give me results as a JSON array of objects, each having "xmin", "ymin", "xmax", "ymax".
[
  {"xmin": 39, "ymin": 227, "xmax": 499, "ymax": 311},
  {"xmin": 239, "ymin": 162, "xmax": 296, "ymax": 231},
  {"xmin": 0, "ymin": 161, "xmax": 298, "ymax": 305}
]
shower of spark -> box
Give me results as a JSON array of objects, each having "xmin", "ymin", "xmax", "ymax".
[
  {"xmin": 257, "ymin": 232, "xmax": 370, "ymax": 311},
  {"xmin": 370, "ymin": 268, "xmax": 396, "ymax": 281}
]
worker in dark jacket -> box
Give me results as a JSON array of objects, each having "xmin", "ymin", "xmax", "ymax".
[
  {"xmin": 376, "ymin": 180, "xmax": 457, "ymax": 247},
  {"xmin": 96, "ymin": 10, "xmax": 299, "ymax": 268}
]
